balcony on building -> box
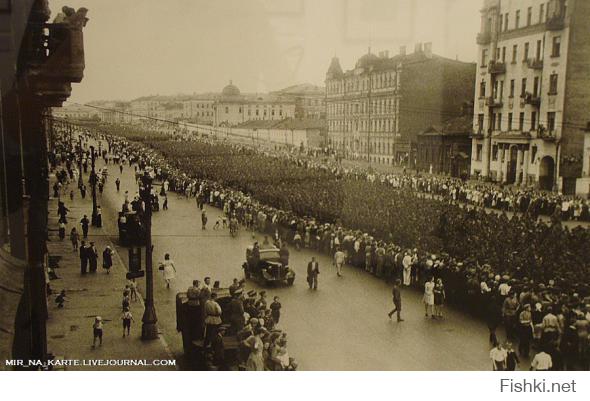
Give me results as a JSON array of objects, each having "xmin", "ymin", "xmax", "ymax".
[
  {"xmin": 485, "ymin": 97, "xmax": 503, "ymax": 108},
  {"xmin": 546, "ymin": 0, "xmax": 566, "ymax": 31},
  {"xmin": 526, "ymin": 58, "xmax": 544, "ymax": 70},
  {"xmin": 476, "ymin": 31, "xmax": 492, "ymax": 45},
  {"xmin": 523, "ymin": 92, "xmax": 541, "ymax": 107},
  {"xmin": 488, "ymin": 61, "xmax": 506, "ymax": 75}
]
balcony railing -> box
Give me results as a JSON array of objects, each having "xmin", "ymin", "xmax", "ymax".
[
  {"xmin": 476, "ymin": 31, "xmax": 492, "ymax": 45},
  {"xmin": 523, "ymin": 92, "xmax": 541, "ymax": 107},
  {"xmin": 485, "ymin": 97, "xmax": 503, "ymax": 108},
  {"xmin": 488, "ymin": 61, "xmax": 506, "ymax": 75},
  {"xmin": 527, "ymin": 58, "xmax": 543, "ymax": 70},
  {"xmin": 546, "ymin": 15, "xmax": 565, "ymax": 31}
]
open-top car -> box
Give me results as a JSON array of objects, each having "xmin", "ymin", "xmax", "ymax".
[{"xmin": 243, "ymin": 245, "xmax": 295, "ymax": 286}]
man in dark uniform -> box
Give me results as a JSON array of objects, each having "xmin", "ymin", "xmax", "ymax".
[
  {"xmin": 229, "ymin": 290, "xmax": 245, "ymax": 334},
  {"xmin": 388, "ymin": 279, "xmax": 404, "ymax": 322},
  {"xmin": 79, "ymin": 240, "xmax": 88, "ymax": 274},
  {"xmin": 307, "ymin": 257, "xmax": 320, "ymax": 290}
]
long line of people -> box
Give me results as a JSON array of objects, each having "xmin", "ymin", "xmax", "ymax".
[{"xmin": 73, "ymin": 123, "xmax": 590, "ymax": 370}]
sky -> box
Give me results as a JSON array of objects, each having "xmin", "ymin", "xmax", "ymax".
[{"xmin": 49, "ymin": 0, "xmax": 482, "ymax": 104}]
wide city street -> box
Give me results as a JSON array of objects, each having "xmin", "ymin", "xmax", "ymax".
[{"xmin": 93, "ymin": 146, "xmax": 494, "ymax": 370}]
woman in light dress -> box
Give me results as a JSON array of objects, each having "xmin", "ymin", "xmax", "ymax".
[
  {"xmin": 243, "ymin": 327, "xmax": 265, "ymax": 371},
  {"xmin": 423, "ymin": 276, "xmax": 435, "ymax": 318},
  {"xmin": 160, "ymin": 253, "xmax": 177, "ymax": 289}
]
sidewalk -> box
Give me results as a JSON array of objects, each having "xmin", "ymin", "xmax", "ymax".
[{"xmin": 45, "ymin": 176, "xmax": 176, "ymax": 370}]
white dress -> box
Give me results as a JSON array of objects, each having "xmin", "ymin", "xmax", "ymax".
[
  {"xmin": 423, "ymin": 281, "xmax": 435, "ymax": 305},
  {"xmin": 162, "ymin": 260, "xmax": 176, "ymax": 281}
]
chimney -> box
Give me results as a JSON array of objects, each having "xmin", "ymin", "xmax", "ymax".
[
  {"xmin": 424, "ymin": 42, "xmax": 432, "ymax": 58},
  {"xmin": 399, "ymin": 45, "xmax": 406, "ymax": 56},
  {"xmin": 414, "ymin": 42, "xmax": 423, "ymax": 53}
]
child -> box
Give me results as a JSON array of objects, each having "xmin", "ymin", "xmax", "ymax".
[
  {"xmin": 58, "ymin": 220, "xmax": 66, "ymax": 241},
  {"xmin": 92, "ymin": 316, "xmax": 103, "ymax": 347},
  {"xmin": 128, "ymin": 279, "xmax": 138, "ymax": 301},
  {"xmin": 55, "ymin": 290, "xmax": 66, "ymax": 308},
  {"xmin": 121, "ymin": 307, "xmax": 134, "ymax": 337}
]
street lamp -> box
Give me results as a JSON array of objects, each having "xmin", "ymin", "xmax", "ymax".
[
  {"xmin": 77, "ymin": 135, "xmax": 83, "ymax": 189},
  {"xmin": 140, "ymin": 172, "xmax": 158, "ymax": 340},
  {"xmin": 89, "ymin": 145, "xmax": 99, "ymax": 226}
]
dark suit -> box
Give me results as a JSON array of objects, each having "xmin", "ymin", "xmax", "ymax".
[{"xmin": 307, "ymin": 261, "xmax": 319, "ymax": 289}]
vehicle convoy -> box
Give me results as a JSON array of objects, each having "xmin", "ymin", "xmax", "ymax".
[{"xmin": 242, "ymin": 245, "xmax": 295, "ymax": 286}]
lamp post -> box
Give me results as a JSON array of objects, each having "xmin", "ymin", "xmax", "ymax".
[
  {"xmin": 140, "ymin": 172, "xmax": 158, "ymax": 339},
  {"xmin": 77, "ymin": 135, "xmax": 83, "ymax": 189},
  {"xmin": 89, "ymin": 145, "xmax": 98, "ymax": 226}
]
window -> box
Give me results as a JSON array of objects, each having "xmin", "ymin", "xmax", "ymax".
[
  {"xmin": 540, "ymin": 4, "xmax": 545, "ymax": 23},
  {"xmin": 524, "ymin": 42, "xmax": 530, "ymax": 61},
  {"xmin": 493, "ymin": 80, "xmax": 499, "ymax": 98},
  {"xmin": 549, "ymin": 73, "xmax": 558, "ymax": 94},
  {"xmin": 499, "ymin": 16, "xmax": 503, "ymax": 32},
  {"xmin": 492, "ymin": 145, "xmax": 499, "ymax": 161},
  {"xmin": 515, "ymin": 10, "xmax": 520, "ymax": 29},
  {"xmin": 497, "ymin": 113, "xmax": 502, "ymax": 130},
  {"xmin": 547, "ymin": 112, "xmax": 556, "ymax": 133},
  {"xmin": 531, "ymin": 111, "xmax": 538, "ymax": 130},
  {"xmin": 499, "ymin": 80, "xmax": 504, "ymax": 99},
  {"xmin": 481, "ymin": 49, "xmax": 488, "ymax": 67},
  {"xmin": 508, "ymin": 113, "xmax": 513, "ymax": 130},
  {"xmin": 504, "ymin": 13, "xmax": 509, "ymax": 31},
  {"xmin": 527, "ymin": 7, "xmax": 532, "ymax": 26},
  {"xmin": 491, "ymin": 113, "xmax": 496, "ymax": 130},
  {"xmin": 476, "ymin": 145, "xmax": 483, "ymax": 161},
  {"xmin": 510, "ymin": 79, "xmax": 515, "ymax": 97},
  {"xmin": 502, "ymin": 47, "xmax": 506, "ymax": 62},
  {"xmin": 533, "ymin": 77, "xmax": 540, "ymax": 97},
  {"xmin": 536, "ymin": 40, "xmax": 542, "ymax": 60},
  {"xmin": 512, "ymin": 45, "xmax": 518, "ymax": 63},
  {"xmin": 479, "ymin": 80, "xmax": 486, "ymax": 98},
  {"xmin": 478, "ymin": 114, "xmax": 484, "ymax": 133},
  {"xmin": 519, "ymin": 112, "xmax": 525, "ymax": 131},
  {"xmin": 521, "ymin": 78, "xmax": 527, "ymax": 97},
  {"xmin": 496, "ymin": 47, "xmax": 501, "ymax": 61},
  {"xmin": 552, "ymin": 36, "xmax": 561, "ymax": 57},
  {"xmin": 225, "ymin": 107, "xmax": 229, "ymax": 113}
]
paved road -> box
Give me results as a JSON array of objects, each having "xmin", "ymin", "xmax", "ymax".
[{"xmin": 93, "ymin": 147, "xmax": 497, "ymax": 371}]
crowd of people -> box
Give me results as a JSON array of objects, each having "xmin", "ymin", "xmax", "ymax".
[{"xmin": 59, "ymin": 122, "xmax": 590, "ymax": 370}]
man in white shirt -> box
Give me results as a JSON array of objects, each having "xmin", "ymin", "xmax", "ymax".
[
  {"xmin": 333, "ymin": 248, "xmax": 345, "ymax": 277},
  {"xmin": 489, "ymin": 343, "xmax": 507, "ymax": 371},
  {"xmin": 530, "ymin": 351, "xmax": 552, "ymax": 371}
]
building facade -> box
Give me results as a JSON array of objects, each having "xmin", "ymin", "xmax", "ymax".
[
  {"xmin": 470, "ymin": 0, "xmax": 590, "ymax": 194},
  {"xmin": 416, "ymin": 114, "xmax": 473, "ymax": 178},
  {"xmin": 214, "ymin": 81, "xmax": 296, "ymax": 127},
  {"xmin": 325, "ymin": 45, "xmax": 475, "ymax": 166},
  {"xmin": 272, "ymin": 84, "xmax": 326, "ymax": 119}
]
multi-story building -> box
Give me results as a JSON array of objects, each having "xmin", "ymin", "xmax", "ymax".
[
  {"xmin": 325, "ymin": 44, "xmax": 475, "ymax": 166},
  {"xmin": 470, "ymin": 0, "xmax": 590, "ymax": 194},
  {"xmin": 181, "ymin": 95, "xmax": 215, "ymax": 124},
  {"xmin": 272, "ymin": 84, "xmax": 326, "ymax": 119},
  {"xmin": 214, "ymin": 81, "xmax": 296, "ymax": 126}
]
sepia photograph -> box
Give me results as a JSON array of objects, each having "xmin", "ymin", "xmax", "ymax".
[{"xmin": 0, "ymin": 0, "xmax": 589, "ymax": 394}]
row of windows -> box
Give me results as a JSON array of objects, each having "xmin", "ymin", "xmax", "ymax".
[
  {"xmin": 224, "ymin": 107, "xmax": 286, "ymax": 117},
  {"xmin": 479, "ymin": 73, "xmax": 559, "ymax": 98},
  {"xmin": 481, "ymin": 36, "xmax": 560, "ymax": 67},
  {"xmin": 329, "ymin": 118, "xmax": 396, "ymax": 133},
  {"xmin": 327, "ymin": 72, "xmax": 397, "ymax": 94},
  {"xmin": 327, "ymin": 98, "xmax": 396, "ymax": 116},
  {"xmin": 476, "ymin": 111, "xmax": 557, "ymax": 133},
  {"xmin": 497, "ymin": 3, "xmax": 554, "ymax": 32},
  {"xmin": 187, "ymin": 103, "xmax": 213, "ymax": 109}
]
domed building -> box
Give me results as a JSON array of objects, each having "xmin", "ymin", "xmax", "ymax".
[
  {"xmin": 221, "ymin": 80, "xmax": 242, "ymax": 98},
  {"xmin": 214, "ymin": 80, "xmax": 296, "ymax": 127}
]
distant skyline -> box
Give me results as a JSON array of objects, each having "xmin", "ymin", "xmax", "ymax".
[{"xmin": 49, "ymin": 0, "xmax": 481, "ymax": 105}]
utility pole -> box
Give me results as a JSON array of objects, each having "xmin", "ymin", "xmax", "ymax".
[
  {"xmin": 77, "ymin": 135, "xmax": 83, "ymax": 189},
  {"xmin": 368, "ymin": 68, "xmax": 372, "ymax": 167},
  {"xmin": 140, "ymin": 171, "xmax": 158, "ymax": 340},
  {"xmin": 89, "ymin": 145, "xmax": 98, "ymax": 226}
]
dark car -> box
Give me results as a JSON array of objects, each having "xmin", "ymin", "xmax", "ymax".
[{"xmin": 243, "ymin": 245, "xmax": 295, "ymax": 286}]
